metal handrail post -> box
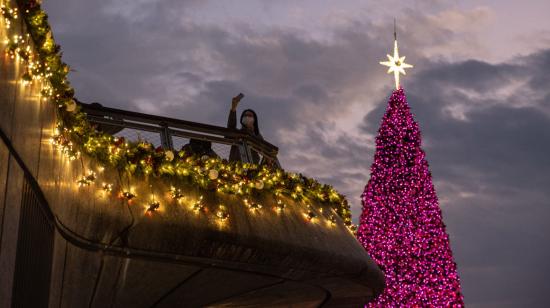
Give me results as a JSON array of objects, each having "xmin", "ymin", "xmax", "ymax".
[{"xmin": 160, "ymin": 122, "xmax": 174, "ymax": 150}]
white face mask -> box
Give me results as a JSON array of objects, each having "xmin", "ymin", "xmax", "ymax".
[{"xmin": 242, "ymin": 115, "xmax": 254, "ymax": 127}]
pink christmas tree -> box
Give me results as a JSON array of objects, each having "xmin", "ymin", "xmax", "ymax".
[{"xmin": 357, "ymin": 88, "xmax": 464, "ymax": 307}]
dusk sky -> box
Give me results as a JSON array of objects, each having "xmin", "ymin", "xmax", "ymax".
[{"xmin": 43, "ymin": 1, "xmax": 550, "ymax": 306}]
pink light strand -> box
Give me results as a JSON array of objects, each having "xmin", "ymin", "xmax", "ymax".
[{"xmin": 358, "ymin": 88, "xmax": 464, "ymax": 307}]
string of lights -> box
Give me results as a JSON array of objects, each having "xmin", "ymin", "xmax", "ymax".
[
  {"xmin": 1, "ymin": 0, "xmax": 355, "ymax": 230},
  {"xmin": 357, "ymin": 89, "xmax": 464, "ymax": 306}
]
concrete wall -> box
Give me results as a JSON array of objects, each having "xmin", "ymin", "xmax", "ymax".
[
  {"xmin": 0, "ymin": 7, "xmax": 45, "ymax": 305},
  {"xmin": 0, "ymin": 2, "xmax": 384, "ymax": 306}
]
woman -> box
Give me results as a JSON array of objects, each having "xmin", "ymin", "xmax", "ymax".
[{"xmin": 227, "ymin": 93, "xmax": 264, "ymax": 164}]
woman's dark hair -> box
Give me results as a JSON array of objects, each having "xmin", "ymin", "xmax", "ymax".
[{"xmin": 240, "ymin": 109, "xmax": 260, "ymax": 135}]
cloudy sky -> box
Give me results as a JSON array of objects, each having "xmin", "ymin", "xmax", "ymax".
[{"xmin": 43, "ymin": 0, "xmax": 550, "ymax": 306}]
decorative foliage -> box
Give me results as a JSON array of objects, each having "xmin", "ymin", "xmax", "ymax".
[
  {"xmin": 146, "ymin": 201, "xmax": 160, "ymax": 213},
  {"xmin": 169, "ymin": 187, "xmax": 184, "ymax": 200},
  {"xmin": 357, "ymin": 89, "xmax": 464, "ymax": 306},
  {"xmin": 76, "ymin": 171, "xmax": 96, "ymax": 187},
  {"xmin": 191, "ymin": 195, "xmax": 205, "ymax": 213},
  {"xmin": 275, "ymin": 199, "xmax": 286, "ymax": 212},
  {"xmin": 244, "ymin": 198, "xmax": 262, "ymax": 211},
  {"xmin": 216, "ymin": 205, "xmax": 229, "ymax": 221},
  {"xmin": 121, "ymin": 191, "xmax": 136, "ymax": 201},
  {"xmin": 305, "ymin": 205, "xmax": 317, "ymax": 221},
  {"xmin": 101, "ymin": 183, "xmax": 113, "ymax": 193},
  {"xmin": 2, "ymin": 0, "xmax": 353, "ymax": 227}
]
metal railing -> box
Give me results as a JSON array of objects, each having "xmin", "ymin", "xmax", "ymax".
[{"xmin": 78, "ymin": 102, "xmax": 281, "ymax": 168}]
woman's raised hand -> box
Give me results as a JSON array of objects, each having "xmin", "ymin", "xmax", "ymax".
[{"xmin": 231, "ymin": 93, "xmax": 244, "ymax": 111}]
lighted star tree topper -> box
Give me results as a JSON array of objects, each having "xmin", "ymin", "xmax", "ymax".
[
  {"xmin": 379, "ymin": 20, "xmax": 413, "ymax": 89},
  {"xmin": 357, "ymin": 23, "xmax": 464, "ymax": 306}
]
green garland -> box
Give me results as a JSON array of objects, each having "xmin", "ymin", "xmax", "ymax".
[{"xmin": 3, "ymin": 0, "xmax": 353, "ymax": 227}]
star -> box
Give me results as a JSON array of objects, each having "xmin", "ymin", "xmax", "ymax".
[{"xmin": 380, "ymin": 38, "xmax": 413, "ymax": 89}]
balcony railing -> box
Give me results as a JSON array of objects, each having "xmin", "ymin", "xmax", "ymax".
[{"xmin": 78, "ymin": 102, "xmax": 281, "ymax": 168}]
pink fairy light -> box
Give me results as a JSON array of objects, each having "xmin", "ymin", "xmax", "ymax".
[{"xmin": 358, "ymin": 88, "xmax": 464, "ymax": 307}]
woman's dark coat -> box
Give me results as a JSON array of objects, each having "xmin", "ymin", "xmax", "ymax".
[{"xmin": 227, "ymin": 109, "xmax": 263, "ymax": 164}]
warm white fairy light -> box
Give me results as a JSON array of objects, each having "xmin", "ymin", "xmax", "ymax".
[
  {"xmin": 192, "ymin": 195, "xmax": 205, "ymax": 212},
  {"xmin": 77, "ymin": 171, "xmax": 96, "ymax": 187},
  {"xmin": 0, "ymin": 4, "xmax": 355, "ymax": 227},
  {"xmin": 101, "ymin": 182, "xmax": 113, "ymax": 192},
  {"xmin": 216, "ymin": 205, "xmax": 229, "ymax": 221}
]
